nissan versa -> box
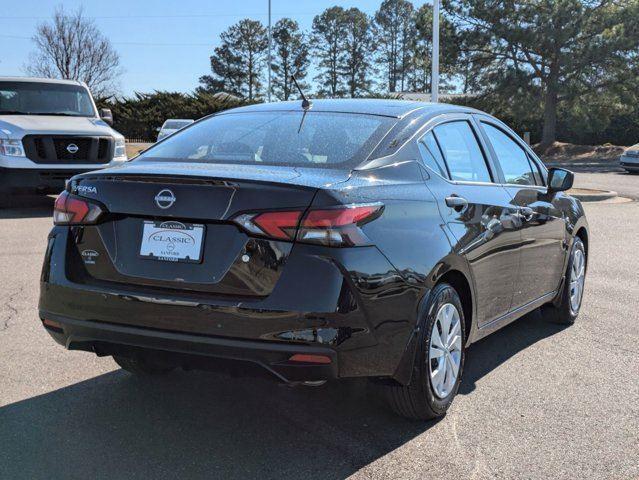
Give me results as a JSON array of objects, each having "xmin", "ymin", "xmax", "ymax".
[{"xmin": 39, "ymin": 99, "xmax": 588, "ymax": 420}]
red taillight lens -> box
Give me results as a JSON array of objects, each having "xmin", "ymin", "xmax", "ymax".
[
  {"xmin": 233, "ymin": 210, "xmax": 302, "ymax": 240},
  {"xmin": 252, "ymin": 210, "xmax": 302, "ymax": 240},
  {"xmin": 53, "ymin": 191, "xmax": 104, "ymax": 225},
  {"xmin": 233, "ymin": 203, "xmax": 383, "ymax": 247},
  {"xmin": 303, "ymin": 205, "xmax": 381, "ymax": 228}
]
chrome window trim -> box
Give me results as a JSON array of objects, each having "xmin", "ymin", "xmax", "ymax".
[
  {"xmin": 474, "ymin": 115, "xmax": 549, "ymax": 186},
  {"xmin": 413, "ymin": 113, "xmax": 500, "ymax": 186}
]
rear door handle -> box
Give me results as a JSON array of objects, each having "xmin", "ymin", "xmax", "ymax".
[{"xmin": 445, "ymin": 196, "xmax": 469, "ymax": 211}]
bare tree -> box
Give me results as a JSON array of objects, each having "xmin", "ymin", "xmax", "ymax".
[{"xmin": 25, "ymin": 6, "xmax": 122, "ymax": 97}]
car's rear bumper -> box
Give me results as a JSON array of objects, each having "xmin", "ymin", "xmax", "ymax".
[
  {"xmin": 40, "ymin": 312, "xmax": 338, "ymax": 383},
  {"xmin": 39, "ymin": 227, "xmax": 420, "ymax": 382}
]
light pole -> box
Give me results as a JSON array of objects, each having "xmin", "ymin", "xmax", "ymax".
[
  {"xmin": 431, "ymin": 0, "xmax": 440, "ymax": 103},
  {"xmin": 267, "ymin": 0, "xmax": 272, "ymax": 102}
]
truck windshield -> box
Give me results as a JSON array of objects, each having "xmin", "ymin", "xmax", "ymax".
[
  {"xmin": 0, "ymin": 81, "xmax": 95, "ymax": 117},
  {"xmin": 139, "ymin": 111, "xmax": 396, "ymax": 169}
]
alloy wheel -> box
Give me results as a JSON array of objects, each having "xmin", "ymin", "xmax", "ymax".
[
  {"xmin": 569, "ymin": 247, "xmax": 586, "ymax": 314},
  {"xmin": 428, "ymin": 303, "xmax": 463, "ymax": 399}
]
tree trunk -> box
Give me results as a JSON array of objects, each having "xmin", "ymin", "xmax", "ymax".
[{"xmin": 540, "ymin": 68, "xmax": 559, "ymax": 151}]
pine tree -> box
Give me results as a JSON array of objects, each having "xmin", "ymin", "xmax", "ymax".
[
  {"xmin": 373, "ymin": 0, "xmax": 416, "ymax": 93},
  {"xmin": 200, "ymin": 19, "xmax": 267, "ymax": 101},
  {"xmin": 311, "ymin": 7, "xmax": 348, "ymax": 97},
  {"xmin": 342, "ymin": 8, "xmax": 374, "ymax": 97},
  {"xmin": 449, "ymin": 0, "xmax": 639, "ymax": 148},
  {"xmin": 271, "ymin": 18, "xmax": 309, "ymax": 100}
]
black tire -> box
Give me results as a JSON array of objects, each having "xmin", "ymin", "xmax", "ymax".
[
  {"xmin": 544, "ymin": 237, "xmax": 586, "ymax": 325},
  {"xmin": 380, "ymin": 283, "xmax": 466, "ymax": 420},
  {"xmin": 113, "ymin": 354, "xmax": 174, "ymax": 375}
]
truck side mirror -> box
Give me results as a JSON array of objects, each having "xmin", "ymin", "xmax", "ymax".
[{"xmin": 99, "ymin": 108, "xmax": 113, "ymax": 126}]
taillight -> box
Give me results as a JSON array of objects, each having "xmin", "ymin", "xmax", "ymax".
[
  {"xmin": 53, "ymin": 191, "xmax": 104, "ymax": 225},
  {"xmin": 233, "ymin": 203, "xmax": 383, "ymax": 247}
]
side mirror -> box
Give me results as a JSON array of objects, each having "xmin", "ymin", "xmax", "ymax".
[
  {"xmin": 547, "ymin": 167, "xmax": 574, "ymax": 193},
  {"xmin": 99, "ymin": 108, "xmax": 113, "ymax": 126},
  {"xmin": 156, "ymin": 127, "xmax": 161, "ymax": 132}
]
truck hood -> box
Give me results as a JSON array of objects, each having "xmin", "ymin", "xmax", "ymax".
[{"xmin": 0, "ymin": 115, "xmax": 122, "ymax": 138}]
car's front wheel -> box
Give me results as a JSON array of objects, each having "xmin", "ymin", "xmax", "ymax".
[
  {"xmin": 381, "ymin": 283, "xmax": 465, "ymax": 420},
  {"xmin": 544, "ymin": 236, "xmax": 587, "ymax": 325}
]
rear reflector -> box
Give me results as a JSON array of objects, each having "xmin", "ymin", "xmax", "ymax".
[
  {"xmin": 233, "ymin": 203, "xmax": 383, "ymax": 247},
  {"xmin": 288, "ymin": 354, "xmax": 332, "ymax": 364},
  {"xmin": 42, "ymin": 318, "xmax": 63, "ymax": 330},
  {"xmin": 53, "ymin": 191, "xmax": 104, "ymax": 226}
]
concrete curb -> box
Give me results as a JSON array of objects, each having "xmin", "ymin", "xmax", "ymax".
[{"xmin": 568, "ymin": 188, "xmax": 618, "ymax": 202}]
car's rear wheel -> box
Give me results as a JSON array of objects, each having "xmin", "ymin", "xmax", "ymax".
[
  {"xmin": 544, "ymin": 237, "xmax": 586, "ymax": 325},
  {"xmin": 381, "ymin": 283, "xmax": 465, "ymax": 420},
  {"xmin": 113, "ymin": 355, "xmax": 174, "ymax": 375}
]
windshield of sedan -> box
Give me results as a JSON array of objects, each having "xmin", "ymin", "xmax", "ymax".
[
  {"xmin": 139, "ymin": 111, "xmax": 396, "ymax": 169},
  {"xmin": 0, "ymin": 81, "xmax": 96, "ymax": 117}
]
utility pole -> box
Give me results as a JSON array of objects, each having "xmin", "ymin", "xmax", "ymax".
[
  {"xmin": 431, "ymin": 0, "xmax": 440, "ymax": 103},
  {"xmin": 267, "ymin": 0, "xmax": 272, "ymax": 102}
]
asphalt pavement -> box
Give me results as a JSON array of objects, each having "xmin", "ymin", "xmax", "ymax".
[{"xmin": 0, "ymin": 172, "xmax": 637, "ymax": 480}]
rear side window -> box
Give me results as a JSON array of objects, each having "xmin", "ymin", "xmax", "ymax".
[
  {"xmin": 482, "ymin": 123, "xmax": 540, "ymax": 186},
  {"xmin": 433, "ymin": 121, "xmax": 492, "ymax": 182},
  {"xmin": 417, "ymin": 131, "xmax": 449, "ymax": 178},
  {"xmin": 163, "ymin": 121, "xmax": 192, "ymax": 129},
  {"xmin": 139, "ymin": 111, "xmax": 396, "ymax": 169}
]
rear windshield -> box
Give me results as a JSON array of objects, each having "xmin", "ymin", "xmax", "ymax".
[
  {"xmin": 163, "ymin": 120, "xmax": 192, "ymax": 129},
  {"xmin": 139, "ymin": 111, "xmax": 396, "ymax": 169},
  {"xmin": 0, "ymin": 81, "xmax": 95, "ymax": 117}
]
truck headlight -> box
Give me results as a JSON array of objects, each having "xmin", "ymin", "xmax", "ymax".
[
  {"xmin": 0, "ymin": 139, "xmax": 26, "ymax": 157},
  {"xmin": 114, "ymin": 138, "xmax": 127, "ymax": 160}
]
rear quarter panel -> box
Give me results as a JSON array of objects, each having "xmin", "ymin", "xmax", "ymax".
[{"xmin": 315, "ymin": 160, "xmax": 468, "ymax": 380}]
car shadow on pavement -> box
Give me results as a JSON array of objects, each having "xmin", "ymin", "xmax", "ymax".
[
  {"xmin": 0, "ymin": 310, "xmax": 564, "ymax": 480},
  {"xmin": 459, "ymin": 308, "xmax": 567, "ymax": 395}
]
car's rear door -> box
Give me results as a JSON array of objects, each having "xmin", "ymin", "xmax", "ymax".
[
  {"xmin": 417, "ymin": 115, "xmax": 522, "ymax": 327},
  {"xmin": 476, "ymin": 117, "xmax": 567, "ymax": 308}
]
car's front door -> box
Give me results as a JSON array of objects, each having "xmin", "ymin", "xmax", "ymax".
[
  {"xmin": 417, "ymin": 117, "xmax": 522, "ymax": 327},
  {"xmin": 477, "ymin": 119, "xmax": 567, "ymax": 308}
]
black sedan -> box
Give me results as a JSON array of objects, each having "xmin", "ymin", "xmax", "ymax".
[{"xmin": 39, "ymin": 99, "xmax": 588, "ymax": 419}]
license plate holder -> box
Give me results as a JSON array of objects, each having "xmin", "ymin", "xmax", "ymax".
[{"xmin": 139, "ymin": 220, "xmax": 205, "ymax": 263}]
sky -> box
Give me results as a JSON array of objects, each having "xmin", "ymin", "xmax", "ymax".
[{"xmin": 0, "ymin": 0, "xmax": 424, "ymax": 96}]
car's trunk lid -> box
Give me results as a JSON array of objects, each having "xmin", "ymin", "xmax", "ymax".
[{"xmin": 68, "ymin": 162, "xmax": 350, "ymax": 297}]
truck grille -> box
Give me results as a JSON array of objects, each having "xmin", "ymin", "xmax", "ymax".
[{"xmin": 22, "ymin": 135, "xmax": 114, "ymax": 164}]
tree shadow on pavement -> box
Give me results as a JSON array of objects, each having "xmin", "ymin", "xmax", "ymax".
[{"xmin": 0, "ymin": 310, "xmax": 565, "ymax": 480}]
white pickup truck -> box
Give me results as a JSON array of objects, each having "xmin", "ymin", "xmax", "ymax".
[{"xmin": 0, "ymin": 77, "xmax": 128, "ymax": 205}]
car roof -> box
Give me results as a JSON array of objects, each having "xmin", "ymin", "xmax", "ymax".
[
  {"xmin": 0, "ymin": 76, "xmax": 86, "ymax": 87},
  {"xmin": 222, "ymin": 98, "xmax": 478, "ymax": 119}
]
